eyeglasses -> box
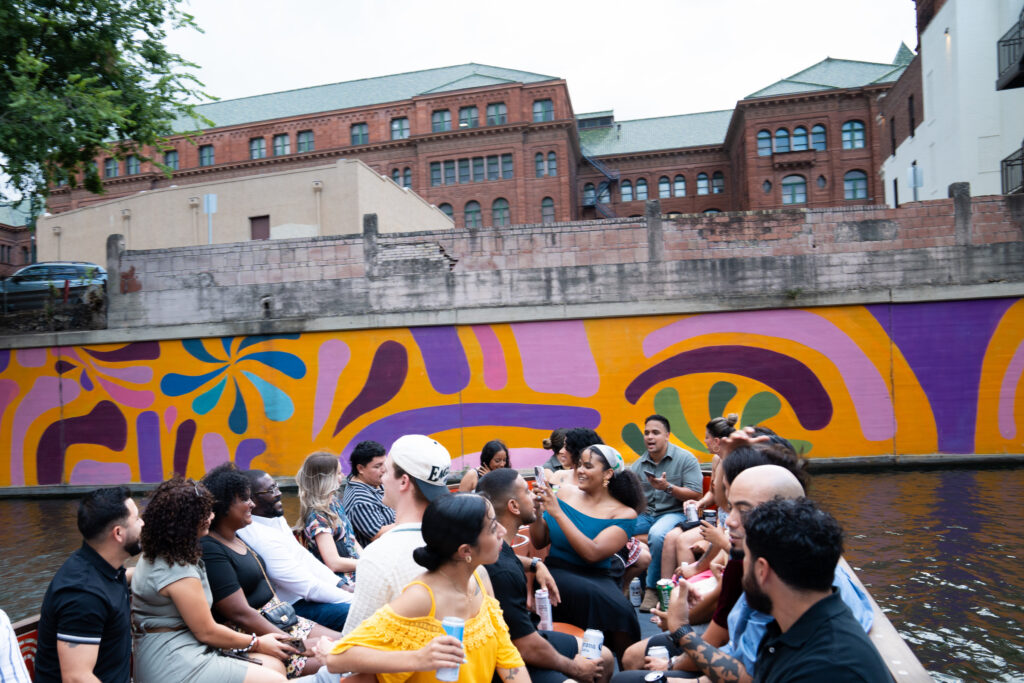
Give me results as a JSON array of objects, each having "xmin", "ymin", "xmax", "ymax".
[{"xmin": 254, "ymin": 482, "xmax": 280, "ymax": 496}]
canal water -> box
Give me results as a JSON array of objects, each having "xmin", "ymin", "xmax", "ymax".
[{"xmin": 1, "ymin": 468, "xmax": 1022, "ymax": 681}]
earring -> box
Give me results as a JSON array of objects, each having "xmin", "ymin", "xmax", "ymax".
[
  {"xmin": 603, "ymin": 479, "xmax": 609, "ymax": 488},
  {"xmin": 465, "ymin": 555, "xmax": 471, "ymax": 564}
]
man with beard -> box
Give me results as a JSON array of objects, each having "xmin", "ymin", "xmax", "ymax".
[
  {"xmin": 238, "ymin": 469, "xmax": 352, "ymax": 630},
  {"xmin": 36, "ymin": 487, "xmax": 143, "ymax": 683}
]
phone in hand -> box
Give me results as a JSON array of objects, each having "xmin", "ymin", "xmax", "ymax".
[
  {"xmin": 643, "ymin": 468, "xmax": 658, "ymax": 480},
  {"xmin": 533, "ymin": 466, "xmax": 547, "ymax": 488},
  {"xmin": 286, "ymin": 637, "xmax": 305, "ymax": 651}
]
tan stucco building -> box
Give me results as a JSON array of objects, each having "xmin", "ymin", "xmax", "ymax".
[{"xmin": 37, "ymin": 158, "xmax": 453, "ymax": 264}]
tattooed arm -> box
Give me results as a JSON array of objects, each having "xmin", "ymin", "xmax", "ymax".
[
  {"xmin": 498, "ymin": 665, "xmax": 532, "ymax": 682},
  {"xmin": 674, "ymin": 630, "xmax": 752, "ymax": 683}
]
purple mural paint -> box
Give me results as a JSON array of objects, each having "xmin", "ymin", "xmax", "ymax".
[
  {"xmin": 136, "ymin": 411, "xmax": 163, "ymax": 483},
  {"xmin": 333, "ymin": 340, "xmax": 408, "ymax": 436},
  {"xmin": 411, "ymin": 326, "xmax": 470, "ymax": 395},
  {"xmin": 36, "ymin": 400, "xmax": 128, "ymax": 485}
]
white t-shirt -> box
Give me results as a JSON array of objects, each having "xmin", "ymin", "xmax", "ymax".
[{"xmin": 341, "ymin": 522, "xmax": 425, "ymax": 635}]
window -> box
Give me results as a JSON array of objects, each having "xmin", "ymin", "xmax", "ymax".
[
  {"xmin": 439, "ymin": 203, "xmax": 453, "ymax": 219},
  {"xmin": 487, "ymin": 156, "xmax": 499, "ymax": 181},
  {"xmin": 199, "ymin": 145, "xmax": 214, "ymax": 167},
  {"xmin": 392, "ymin": 169, "xmax": 401, "ymax": 184},
  {"xmin": 297, "ymin": 130, "xmax": 314, "ymax": 153},
  {"xmin": 459, "ymin": 106, "xmax": 479, "ymax": 129},
  {"xmin": 430, "ymin": 162, "xmax": 441, "ymax": 187},
  {"xmin": 351, "ymin": 123, "xmax": 369, "ymax": 145},
  {"xmin": 104, "ymin": 158, "xmax": 118, "ymax": 178},
  {"xmin": 391, "ymin": 117, "xmax": 410, "ymax": 140},
  {"xmin": 431, "ymin": 109, "xmax": 452, "ymax": 133},
  {"xmin": 597, "ymin": 184, "xmax": 610, "ymax": 204},
  {"xmin": 703, "ymin": 209, "xmax": 721, "ymax": 215},
  {"xmin": 674, "ymin": 175, "xmax": 686, "ymax": 197},
  {"xmin": 757, "ymin": 130, "xmax": 772, "ymax": 156},
  {"xmin": 908, "ymin": 95, "xmax": 915, "ymax": 137},
  {"xmin": 250, "ymin": 137, "xmax": 266, "ymax": 159},
  {"xmin": 492, "ymin": 198, "xmax": 510, "ymax": 226},
  {"xmin": 762, "ymin": 180, "xmax": 772, "ymax": 193},
  {"xmin": 792, "ymin": 126, "xmax": 808, "ymax": 151},
  {"xmin": 636, "ymin": 178, "xmax": 648, "ymax": 201},
  {"xmin": 465, "ymin": 201, "xmax": 482, "ymax": 228},
  {"xmin": 781, "ymin": 174, "xmax": 807, "ymax": 204},
  {"xmin": 273, "ymin": 134, "xmax": 290, "ymax": 156},
  {"xmin": 541, "ymin": 197, "xmax": 555, "ymax": 224},
  {"xmin": 774, "ymin": 128, "xmax": 790, "ymax": 153},
  {"xmin": 164, "ymin": 150, "xmax": 179, "ymax": 171},
  {"xmin": 817, "ymin": 175, "xmax": 827, "ymax": 189},
  {"xmin": 841, "ymin": 120, "xmax": 865, "ymax": 149},
  {"xmin": 532, "ymin": 99, "xmax": 554, "ymax": 122},
  {"xmin": 486, "ymin": 103, "xmax": 507, "ymax": 126},
  {"xmin": 535, "ymin": 153, "xmax": 545, "ymax": 178},
  {"xmin": 658, "ymin": 176, "xmax": 671, "ymax": 199},
  {"xmin": 811, "ymin": 125, "xmax": 827, "ymax": 151},
  {"xmin": 458, "ymin": 159, "xmax": 470, "ymax": 184},
  {"xmin": 583, "ymin": 183, "xmax": 596, "ymax": 204},
  {"xmin": 126, "ymin": 155, "xmax": 140, "ymax": 175},
  {"xmin": 547, "ymin": 152, "xmax": 557, "ymax": 177},
  {"xmin": 443, "ymin": 160, "xmax": 456, "ymax": 185},
  {"xmin": 472, "ymin": 157, "xmax": 484, "ymax": 182},
  {"xmin": 712, "ymin": 171, "xmax": 725, "ymax": 194},
  {"xmin": 844, "ymin": 170, "xmax": 868, "ymax": 200},
  {"xmin": 501, "ymin": 154, "xmax": 513, "ymax": 179},
  {"xmin": 890, "ymin": 117, "xmax": 897, "ymax": 156},
  {"xmin": 697, "ymin": 172, "xmax": 709, "ymax": 195},
  {"xmin": 402, "ymin": 167, "xmax": 412, "ymax": 188},
  {"xmin": 621, "ymin": 180, "xmax": 633, "ymax": 202}
]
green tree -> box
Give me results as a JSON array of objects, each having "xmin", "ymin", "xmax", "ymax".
[{"xmin": 0, "ymin": 0, "xmax": 211, "ymax": 214}]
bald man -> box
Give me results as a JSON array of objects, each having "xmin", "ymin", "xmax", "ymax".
[{"xmin": 612, "ymin": 465, "xmax": 874, "ymax": 682}]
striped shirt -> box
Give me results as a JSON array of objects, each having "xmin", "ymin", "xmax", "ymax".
[
  {"xmin": 1, "ymin": 609, "xmax": 30, "ymax": 683},
  {"xmin": 341, "ymin": 479, "xmax": 396, "ymax": 547}
]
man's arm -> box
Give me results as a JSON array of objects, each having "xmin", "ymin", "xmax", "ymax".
[
  {"xmin": 511, "ymin": 632, "xmax": 598, "ymax": 680},
  {"xmin": 56, "ymin": 640, "xmax": 101, "ymax": 683},
  {"xmin": 239, "ymin": 523, "xmax": 350, "ymax": 604},
  {"xmin": 346, "ymin": 499, "xmax": 394, "ymax": 547}
]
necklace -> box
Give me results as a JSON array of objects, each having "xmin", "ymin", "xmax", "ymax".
[
  {"xmin": 210, "ymin": 529, "xmax": 245, "ymax": 553},
  {"xmin": 437, "ymin": 566, "xmax": 474, "ymax": 598}
]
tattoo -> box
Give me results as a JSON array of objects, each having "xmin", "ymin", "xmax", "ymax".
[
  {"xmin": 679, "ymin": 631, "xmax": 750, "ymax": 683},
  {"xmin": 505, "ymin": 666, "xmax": 521, "ymax": 680},
  {"xmin": 67, "ymin": 642, "xmax": 81, "ymax": 648}
]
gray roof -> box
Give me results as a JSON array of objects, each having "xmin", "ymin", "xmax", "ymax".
[
  {"xmin": 745, "ymin": 57, "xmax": 907, "ymax": 99},
  {"xmin": 174, "ymin": 63, "xmax": 559, "ymax": 132},
  {"xmin": 579, "ymin": 110, "xmax": 734, "ymax": 156},
  {"xmin": 0, "ymin": 201, "xmax": 31, "ymax": 228},
  {"xmin": 893, "ymin": 42, "xmax": 915, "ymax": 66}
]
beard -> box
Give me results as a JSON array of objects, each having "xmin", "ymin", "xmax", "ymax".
[
  {"xmin": 742, "ymin": 567, "xmax": 773, "ymax": 614},
  {"xmin": 730, "ymin": 547, "xmax": 745, "ymax": 561},
  {"xmin": 123, "ymin": 537, "xmax": 142, "ymax": 557}
]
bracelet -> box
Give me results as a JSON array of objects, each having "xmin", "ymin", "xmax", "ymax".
[
  {"xmin": 233, "ymin": 632, "xmax": 257, "ymax": 653},
  {"xmin": 528, "ymin": 557, "xmax": 541, "ymax": 573}
]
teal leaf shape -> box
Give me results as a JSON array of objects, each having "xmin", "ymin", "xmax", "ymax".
[
  {"xmin": 228, "ymin": 379, "xmax": 248, "ymax": 434},
  {"xmin": 240, "ymin": 351, "xmax": 306, "ymax": 380},
  {"xmin": 653, "ymin": 387, "xmax": 706, "ymax": 452},
  {"xmin": 621, "ymin": 422, "xmax": 646, "ymax": 456},
  {"xmin": 709, "ymin": 381, "xmax": 737, "ymax": 422},
  {"xmin": 242, "ymin": 371, "xmax": 294, "ymax": 422},
  {"xmin": 183, "ymin": 339, "xmax": 225, "ymax": 364},
  {"xmin": 192, "ymin": 377, "xmax": 227, "ymax": 415}
]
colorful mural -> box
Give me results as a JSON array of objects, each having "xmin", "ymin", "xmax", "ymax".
[{"xmin": 2, "ymin": 298, "xmax": 1023, "ymax": 487}]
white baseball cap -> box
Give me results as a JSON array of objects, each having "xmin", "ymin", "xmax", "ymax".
[{"xmin": 389, "ymin": 434, "xmax": 452, "ymax": 502}]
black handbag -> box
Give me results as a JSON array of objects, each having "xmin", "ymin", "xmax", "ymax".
[{"xmin": 240, "ymin": 539, "xmax": 300, "ymax": 630}]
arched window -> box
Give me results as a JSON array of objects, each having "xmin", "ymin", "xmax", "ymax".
[
  {"xmin": 636, "ymin": 178, "xmax": 648, "ymax": 201},
  {"xmin": 781, "ymin": 175, "xmax": 807, "ymax": 205},
  {"xmin": 842, "ymin": 120, "xmax": 865, "ymax": 149},
  {"xmin": 621, "ymin": 180, "xmax": 633, "ymax": 202},
  {"xmin": 391, "ymin": 169, "xmax": 401, "ymax": 183},
  {"xmin": 697, "ymin": 172, "xmax": 710, "ymax": 195},
  {"xmin": 402, "ymin": 167, "xmax": 412, "ymax": 188},
  {"xmin": 658, "ymin": 176, "xmax": 671, "ymax": 199},
  {"xmin": 547, "ymin": 152, "xmax": 557, "ymax": 177},
  {"xmin": 541, "ymin": 197, "xmax": 555, "ymax": 224},
  {"xmin": 465, "ymin": 201, "xmax": 482, "ymax": 228},
  {"xmin": 674, "ymin": 175, "xmax": 686, "ymax": 197},
  {"xmin": 438, "ymin": 203, "xmax": 453, "ymax": 219},
  {"xmin": 583, "ymin": 183, "xmax": 596, "ymax": 204},
  {"xmin": 844, "ymin": 170, "xmax": 868, "ymax": 200},
  {"xmin": 811, "ymin": 125, "xmax": 827, "ymax": 150},
  {"xmin": 597, "ymin": 183, "xmax": 610, "ymax": 204},
  {"xmin": 712, "ymin": 171, "xmax": 725, "ymax": 194},
  {"xmin": 775, "ymin": 128, "xmax": 790, "ymax": 153},
  {"xmin": 535, "ymin": 153, "xmax": 545, "ymax": 178},
  {"xmin": 792, "ymin": 126, "xmax": 808, "ymax": 151},
  {"xmin": 757, "ymin": 130, "xmax": 772, "ymax": 156},
  {"xmin": 492, "ymin": 198, "xmax": 510, "ymax": 226},
  {"xmin": 703, "ymin": 208, "xmax": 721, "ymax": 215}
]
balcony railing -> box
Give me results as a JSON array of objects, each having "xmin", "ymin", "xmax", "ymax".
[
  {"xmin": 996, "ymin": 7, "xmax": 1024, "ymax": 90},
  {"xmin": 1002, "ymin": 145, "xmax": 1024, "ymax": 195}
]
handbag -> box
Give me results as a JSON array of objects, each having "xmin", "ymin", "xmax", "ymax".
[{"xmin": 239, "ymin": 539, "xmax": 300, "ymax": 630}]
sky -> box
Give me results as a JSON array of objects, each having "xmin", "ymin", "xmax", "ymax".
[{"xmin": 165, "ymin": 0, "xmax": 919, "ymax": 121}]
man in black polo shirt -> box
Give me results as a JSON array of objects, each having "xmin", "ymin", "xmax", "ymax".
[
  {"xmin": 36, "ymin": 486, "xmax": 143, "ymax": 683},
  {"xmin": 477, "ymin": 468, "xmax": 612, "ymax": 683}
]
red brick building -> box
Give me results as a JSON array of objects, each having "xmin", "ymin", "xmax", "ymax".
[
  {"xmin": 0, "ymin": 203, "xmax": 34, "ymax": 277},
  {"xmin": 49, "ymin": 52, "xmax": 912, "ymax": 230}
]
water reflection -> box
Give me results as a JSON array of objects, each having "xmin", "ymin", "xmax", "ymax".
[{"xmin": 0, "ymin": 468, "xmax": 1021, "ymax": 681}]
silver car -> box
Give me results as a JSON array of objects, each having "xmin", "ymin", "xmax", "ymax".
[{"xmin": 2, "ymin": 262, "xmax": 108, "ymax": 312}]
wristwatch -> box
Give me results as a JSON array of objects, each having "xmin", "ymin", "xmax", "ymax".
[
  {"xmin": 528, "ymin": 557, "xmax": 541, "ymax": 573},
  {"xmin": 670, "ymin": 624, "xmax": 695, "ymax": 647}
]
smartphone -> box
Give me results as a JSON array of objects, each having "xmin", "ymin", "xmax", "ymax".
[
  {"xmin": 643, "ymin": 468, "xmax": 657, "ymax": 480},
  {"xmin": 533, "ymin": 466, "xmax": 547, "ymax": 488},
  {"xmin": 286, "ymin": 637, "xmax": 305, "ymax": 651}
]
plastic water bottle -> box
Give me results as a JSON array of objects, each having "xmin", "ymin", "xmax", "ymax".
[
  {"xmin": 436, "ymin": 616, "xmax": 465, "ymax": 682},
  {"xmin": 629, "ymin": 577, "xmax": 643, "ymax": 607},
  {"xmin": 535, "ymin": 588, "xmax": 553, "ymax": 631}
]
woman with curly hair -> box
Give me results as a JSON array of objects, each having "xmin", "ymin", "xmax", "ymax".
[
  {"xmin": 131, "ymin": 477, "xmax": 293, "ymax": 683},
  {"xmin": 201, "ymin": 463, "xmax": 341, "ymax": 678},
  {"xmin": 458, "ymin": 439, "xmax": 510, "ymax": 492},
  {"xmin": 294, "ymin": 452, "xmax": 361, "ymax": 584}
]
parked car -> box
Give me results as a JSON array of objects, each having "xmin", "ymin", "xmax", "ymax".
[{"xmin": 1, "ymin": 262, "xmax": 108, "ymax": 312}]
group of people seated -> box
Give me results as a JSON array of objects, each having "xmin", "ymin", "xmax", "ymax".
[{"xmin": 32, "ymin": 416, "xmax": 892, "ymax": 683}]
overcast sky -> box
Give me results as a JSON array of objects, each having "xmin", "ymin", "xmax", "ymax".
[{"xmin": 166, "ymin": 0, "xmax": 919, "ymax": 121}]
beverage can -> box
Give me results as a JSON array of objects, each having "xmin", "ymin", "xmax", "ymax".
[
  {"xmin": 629, "ymin": 577, "xmax": 643, "ymax": 607},
  {"xmin": 581, "ymin": 629, "xmax": 603, "ymax": 659},
  {"xmin": 535, "ymin": 588, "xmax": 553, "ymax": 631},
  {"xmin": 656, "ymin": 578, "xmax": 674, "ymax": 612},
  {"xmin": 703, "ymin": 509, "xmax": 717, "ymax": 525},
  {"xmin": 436, "ymin": 616, "xmax": 465, "ymax": 682},
  {"xmin": 648, "ymin": 645, "xmax": 670, "ymax": 663},
  {"xmin": 684, "ymin": 500, "xmax": 699, "ymax": 524}
]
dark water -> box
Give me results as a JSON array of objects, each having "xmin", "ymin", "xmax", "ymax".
[{"xmin": 2, "ymin": 469, "xmax": 1023, "ymax": 681}]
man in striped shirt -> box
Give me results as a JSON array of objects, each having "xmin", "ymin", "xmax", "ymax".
[{"xmin": 341, "ymin": 440, "xmax": 396, "ymax": 547}]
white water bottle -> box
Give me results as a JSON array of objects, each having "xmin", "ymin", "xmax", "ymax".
[{"xmin": 535, "ymin": 588, "xmax": 553, "ymax": 631}]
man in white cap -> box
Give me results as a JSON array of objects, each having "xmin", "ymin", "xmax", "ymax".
[{"xmin": 340, "ymin": 434, "xmax": 451, "ymax": 635}]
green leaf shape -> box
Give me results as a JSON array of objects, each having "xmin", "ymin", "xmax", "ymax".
[
  {"xmin": 708, "ymin": 381, "xmax": 737, "ymax": 422},
  {"xmin": 621, "ymin": 422, "xmax": 646, "ymax": 457},
  {"xmin": 740, "ymin": 391, "xmax": 782, "ymax": 427},
  {"xmin": 654, "ymin": 387, "xmax": 706, "ymax": 452},
  {"xmin": 788, "ymin": 439, "xmax": 813, "ymax": 455}
]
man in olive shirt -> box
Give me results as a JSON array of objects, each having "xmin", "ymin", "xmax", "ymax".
[{"xmin": 628, "ymin": 413, "xmax": 702, "ymax": 610}]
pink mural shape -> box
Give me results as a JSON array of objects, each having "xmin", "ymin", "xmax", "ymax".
[
  {"xmin": 95, "ymin": 365, "xmax": 153, "ymax": 383},
  {"xmin": 202, "ymin": 432, "xmax": 231, "ymax": 471},
  {"xmin": 999, "ymin": 341, "xmax": 1024, "ymax": 439},
  {"xmin": 472, "ymin": 325, "xmax": 507, "ymax": 390},
  {"xmin": 511, "ymin": 320, "xmax": 600, "ymax": 398},
  {"xmin": 17, "ymin": 348, "xmax": 47, "ymax": 368},
  {"xmin": 10, "ymin": 376, "xmax": 80, "ymax": 485},
  {"xmin": 164, "ymin": 406, "xmax": 178, "ymax": 432},
  {"xmin": 70, "ymin": 460, "xmax": 132, "ymax": 485},
  {"xmin": 643, "ymin": 310, "xmax": 895, "ymax": 441},
  {"xmin": 95, "ymin": 375, "xmax": 155, "ymax": 409},
  {"xmin": 313, "ymin": 339, "xmax": 350, "ymax": 439}
]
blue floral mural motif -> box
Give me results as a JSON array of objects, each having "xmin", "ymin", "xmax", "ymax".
[{"xmin": 160, "ymin": 335, "xmax": 306, "ymax": 434}]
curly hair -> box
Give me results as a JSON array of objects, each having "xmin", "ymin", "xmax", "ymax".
[
  {"xmin": 140, "ymin": 477, "xmax": 213, "ymax": 566},
  {"xmin": 201, "ymin": 463, "xmax": 251, "ymax": 524}
]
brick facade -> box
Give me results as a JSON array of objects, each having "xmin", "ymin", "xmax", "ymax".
[{"xmin": 878, "ymin": 55, "xmax": 924, "ymax": 166}]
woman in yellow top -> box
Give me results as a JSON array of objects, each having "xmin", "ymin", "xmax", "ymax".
[{"xmin": 318, "ymin": 493, "xmax": 529, "ymax": 682}]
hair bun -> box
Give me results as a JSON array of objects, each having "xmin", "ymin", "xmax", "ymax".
[
  {"xmin": 726, "ymin": 413, "xmax": 739, "ymax": 426},
  {"xmin": 542, "ymin": 438, "xmax": 552, "ymax": 449},
  {"xmin": 413, "ymin": 545, "xmax": 444, "ymax": 571}
]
